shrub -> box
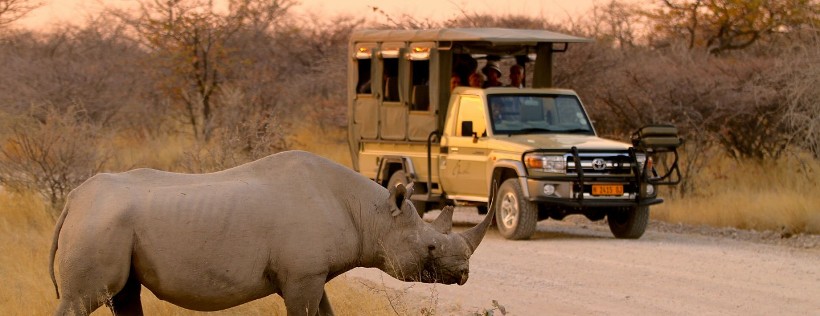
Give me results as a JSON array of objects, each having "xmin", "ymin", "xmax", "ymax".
[{"xmin": 0, "ymin": 105, "xmax": 110, "ymax": 211}]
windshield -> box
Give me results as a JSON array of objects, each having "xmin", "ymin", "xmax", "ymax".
[{"xmin": 488, "ymin": 94, "xmax": 594, "ymax": 135}]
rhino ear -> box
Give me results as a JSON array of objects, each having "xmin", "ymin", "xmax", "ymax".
[
  {"xmin": 405, "ymin": 182, "xmax": 414, "ymax": 199},
  {"xmin": 388, "ymin": 182, "xmax": 407, "ymax": 217}
]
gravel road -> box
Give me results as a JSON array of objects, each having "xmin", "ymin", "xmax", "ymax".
[{"xmin": 343, "ymin": 207, "xmax": 820, "ymax": 315}]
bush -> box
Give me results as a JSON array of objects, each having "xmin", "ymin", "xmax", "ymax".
[{"xmin": 0, "ymin": 105, "xmax": 110, "ymax": 211}]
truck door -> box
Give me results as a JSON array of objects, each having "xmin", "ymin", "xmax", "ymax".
[
  {"xmin": 441, "ymin": 95, "xmax": 490, "ymax": 200},
  {"xmin": 352, "ymin": 44, "xmax": 379, "ymax": 140}
]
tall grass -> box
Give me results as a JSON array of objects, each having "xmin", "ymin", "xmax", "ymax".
[
  {"xmin": 0, "ymin": 191, "xmax": 56, "ymax": 315},
  {"xmin": 653, "ymin": 154, "xmax": 820, "ymax": 234}
]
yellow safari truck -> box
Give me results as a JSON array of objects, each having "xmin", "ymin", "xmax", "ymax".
[{"xmin": 347, "ymin": 28, "xmax": 682, "ymax": 240}]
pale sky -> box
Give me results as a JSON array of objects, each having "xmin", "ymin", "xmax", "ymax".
[{"xmin": 19, "ymin": 0, "xmax": 604, "ymax": 30}]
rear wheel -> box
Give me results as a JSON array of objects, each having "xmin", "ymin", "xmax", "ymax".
[
  {"xmin": 494, "ymin": 178, "xmax": 538, "ymax": 240},
  {"xmin": 607, "ymin": 206, "xmax": 649, "ymax": 239},
  {"xmin": 387, "ymin": 170, "xmax": 426, "ymax": 217}
]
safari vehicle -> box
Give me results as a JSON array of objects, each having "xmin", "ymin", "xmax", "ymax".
[{"xmin": 347, "ymin": 28, "xmax": 682, "ymax": 240}]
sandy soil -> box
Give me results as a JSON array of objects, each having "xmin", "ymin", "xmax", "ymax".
[{"xmin": 342, "ymin": 207, "xmax": 820, "ymax": 315}]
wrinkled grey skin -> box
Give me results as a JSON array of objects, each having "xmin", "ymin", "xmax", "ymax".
[{"xmin": 49, "ymin": 150, "xmax": 493, "ymax": 316}]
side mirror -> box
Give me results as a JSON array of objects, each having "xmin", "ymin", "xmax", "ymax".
[{"xmin": 461, "ymin": 121, "xmax": 474, "ymax": 137}]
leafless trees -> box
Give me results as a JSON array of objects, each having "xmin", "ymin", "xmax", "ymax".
[
  {"xmin": 0, "ymin": 106, "xmax": 110, "ymax": 211},
  {"xmin": 0, "ymin": 0, "xmax": 355, "ymax": 211},
  {"xmin": 0, "ymin": 0, "xmax": 816, "ymax": 209},
  {"xmin": 648, "ymin": 0, "xmax": 820, "ymax": 54},
  {"xmin": 0, "ymin": 0, "xmax": 38, "ymax": 28},
  {"xmin": 114, "ymin": 0, "xmax": 295, "ymax": 141}
]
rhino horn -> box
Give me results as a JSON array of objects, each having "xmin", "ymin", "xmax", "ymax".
[
  {"xmin": 460, "ymin": 205, "xmax": 495, "ymax": 252},
  {"xmin": 431, "ymin": 205, "xmax": 455, "ymax": 234}
]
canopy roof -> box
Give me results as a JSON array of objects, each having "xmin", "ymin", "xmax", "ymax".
[{"xmin": 350, "ymin": 28, "xmax": 592, "ymax": 44}]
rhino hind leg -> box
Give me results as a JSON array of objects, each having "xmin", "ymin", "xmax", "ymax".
[{"xmin": 109, "ymin": 271, "xmax": 143, "ymax": 316}]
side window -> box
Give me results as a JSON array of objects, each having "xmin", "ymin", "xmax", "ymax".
[
  {"xmin": 455, "ymin": 96, "xmax": 488, "ymax": 137},
  {"xmin": 382, "ymin": 58, "xmax": 399, "ymax": 102},
  {"xmin": 356, "ymin": 58, "xmax": 372, "ymax": 95},
  {"xmin": 410, "ymin": 59, "xmax": 430, "ymax": 111}
]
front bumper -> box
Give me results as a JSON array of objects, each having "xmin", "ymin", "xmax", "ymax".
[
  {"xmin": 520, "ymin": 146, "xmax": 664, "ymax": 208},
  {"xmin": 524, "ymin": 178, "xmax": 663, "ymax": 208}
]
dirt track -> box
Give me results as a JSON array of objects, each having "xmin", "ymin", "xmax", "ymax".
[{"xmin": 343, "ymin": 208, "xmax": 820, "ymax": 315}]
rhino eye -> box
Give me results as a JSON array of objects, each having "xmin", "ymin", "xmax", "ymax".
[{"xmin": 428, "ymin": 245, "xmax": 436, "ymax": 252}]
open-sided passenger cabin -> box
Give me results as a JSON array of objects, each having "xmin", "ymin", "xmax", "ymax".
[{"xmin": 347, "ymin": 28, "xmax": 591, "ymax": 171}]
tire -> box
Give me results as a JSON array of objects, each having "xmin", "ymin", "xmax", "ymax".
[
  {"xmin": 387, "ymin": 170, "xmax": 426, "ymax": 217},
  {"xmin": 607, "ymin": 206, "xmax": 649, "ymax": 239},
  {"xmin": 494, "ymin": 178, "xmax": 538, "ymax": 240}
]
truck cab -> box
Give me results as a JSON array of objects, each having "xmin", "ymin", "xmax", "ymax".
[{"xmin": 347, "ymin": 28, "xmax": 681, "ymax": 240}]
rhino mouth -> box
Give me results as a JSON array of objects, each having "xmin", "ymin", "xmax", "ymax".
[
  {"xmin": 414, "ymin": 259, "xmax": 468, "ymax": 285},
  {"xmin": 415, "ymin": 268, "xmax": 467, "ymax": 285}
]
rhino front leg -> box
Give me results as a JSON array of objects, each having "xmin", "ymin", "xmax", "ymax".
[
  {"xmin": 282, "ymin": 274, "xmax": 327, "ymax": 316},
  {"xmin": 319, "ymin": 289, "xmax": 335, "ymax": 316}
]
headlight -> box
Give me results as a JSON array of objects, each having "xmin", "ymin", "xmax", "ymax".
[
  {"xmin": 636, "ymin": 154, "xmax": 646, "ymax": 170},
  {"xmin": 525, "ymin": 154, "xmax": 566, "ymax": 174},
  {"xmin": 635, "ymin": 154, "xmax": 653, "ymax": 172}
]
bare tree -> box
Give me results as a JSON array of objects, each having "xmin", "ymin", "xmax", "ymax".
[
  {"xmin": 780, "ymin": 34, "xmax": 820, "ymax": 158},
  {"xmin": 648, "ymin": 0, "xmax": 820, "ymax": 54},
  {"xmin": 588, "ymin": 0, "xmax": 647, "ymax": 48},
  {"xmin": 0, "ymin": 105, "xmax": 110, "ymax": 211},
  {"xmin": 0, "ymin": 19, "xmax": 147, "ymax": 126},
  {"xmin": 114, "ymin": 0, "xmax": 294, "ymax": 141},
  {"xmin": 0, "ymin": 0, "xmax": 39, "ymax": 28}
]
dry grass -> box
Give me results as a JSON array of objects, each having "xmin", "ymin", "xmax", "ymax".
[
  {"xmin": 654, "ymin": 154, "xmax": 820, "ymax": 234},
  {"xmin": 289, "ymin": 122, "xmax": 352, "ymax": 167},
  {"xmin": 106, "ymin": 133, "xmax": 192, "ymax": 172},
  {"xmin": 0, "ymin": 191, "xmax": 60, "ymax": 315}
]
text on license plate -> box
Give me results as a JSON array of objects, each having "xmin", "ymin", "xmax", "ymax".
[{"xmin": 591, "ymin": 184, "xmax": 624, "ymax": 196}]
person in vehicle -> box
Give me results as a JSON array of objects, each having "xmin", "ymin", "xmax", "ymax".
[
  {"xmin": 482, "ymin": 61, "xmax": 503, "ymax": 88},
  {"xmin": 450, "ymin": 73, "xmax": 462, "ymax": 91},
  {"xmin": 469, "ymin": 72, "xmax": 484, "ymax": 88},
  {"xmin": 508, "ymin": 65, "xmax": 523, "ymax": 88}
]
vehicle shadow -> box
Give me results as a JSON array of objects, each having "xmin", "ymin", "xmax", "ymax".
[
  {"xmin": 448, "ymin": 220, "xmax": 612, "ymax": 241},
  {"xmin": 427, "ymin": 208, "xmax": 614, "ymax": 241},
  {"xmin": 528, "ymin": 227, "xmax": 611, "ymax": 241}
]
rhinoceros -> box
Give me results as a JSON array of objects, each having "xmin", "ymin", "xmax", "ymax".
[{"xmin": 49, "ymin": 150, "xmax": 493, "ymax": 315}]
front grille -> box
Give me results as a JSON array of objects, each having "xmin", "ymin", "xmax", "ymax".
[{"xmin": 566, "ymin": 154, "xmax": 634, "ymax": 176}]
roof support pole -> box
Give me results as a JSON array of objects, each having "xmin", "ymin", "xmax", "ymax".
[{"xmin": 533, "ymin": 43, "xmax": 553, "ymax": 88}]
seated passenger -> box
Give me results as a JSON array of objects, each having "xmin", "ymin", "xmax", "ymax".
[
  {"xmin": 450, "ymin": 73, "xmax": 463, "ymax": 91},
  {"xmin": 469, "ymin": 72, "xmax": 484, "ymax": 88},
  {"xmin": 482, "ymin": 61, "xmax": 503, "ymax": 88},
  {"xmin": 507, "ymin": 65, "xmax": 523, "ymax": 88}
]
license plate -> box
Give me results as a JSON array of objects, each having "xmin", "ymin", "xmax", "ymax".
[{"xmin": 591, "ymin": 184, "xmax": 624, "ymax": 196}]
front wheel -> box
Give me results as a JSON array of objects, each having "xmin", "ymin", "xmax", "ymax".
[
  {"xmin": 386, "ymin": 170, "xmax": 426, "ymax": 217},
  {"xmin": 494, "ymin": 178, "xmax": 538, "ymax": 240},
  {"xmin": 607, "ymin": 206, "xmax": 649, "ymax": 239}
]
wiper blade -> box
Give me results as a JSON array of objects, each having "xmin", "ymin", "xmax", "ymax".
[
  {"xmin": 517, "ymin": 127, "xmax": 556, "ymax": 133},
  {"xmin": 558, "ymin": 128, "xmax": 593, "ymax": 134}
]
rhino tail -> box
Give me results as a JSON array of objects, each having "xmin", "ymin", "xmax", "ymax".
[{"xmin": 49, "ymin": 197, "xmax": 71, "ymax": 299}]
